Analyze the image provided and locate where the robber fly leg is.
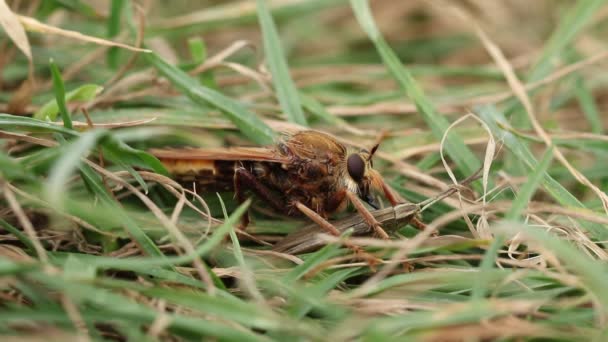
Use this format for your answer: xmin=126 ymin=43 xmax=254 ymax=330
xmin=293 ymin=201 xmax=379 ymax=266
xmin=345 ymin=191 xmax=390 ymax=240
xmin=234 ymin=167 xmax=285 ymax=210
xmin=380 ymin=180 xmax=404 ymax=206
xmin=234 ymin=167 xmax=288 ymax=230
xmin=378 ymin=178 xmax=428 ymax=233
xmin=293 ymin=201 xmax=341 ymax=236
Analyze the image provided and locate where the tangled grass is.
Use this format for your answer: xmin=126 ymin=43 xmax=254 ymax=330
xmin=1 ymin=1 xmax=608 ymax=341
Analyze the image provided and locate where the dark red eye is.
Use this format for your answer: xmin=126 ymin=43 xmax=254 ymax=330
xmin=347 ymin=154 xmax=365 ymax=182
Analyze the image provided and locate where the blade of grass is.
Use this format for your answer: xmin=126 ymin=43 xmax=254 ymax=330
xmin=283 ymin=243 xmax=344 ymax=284
xmin=0 ymin=218 xmax=36 ymax=253
xmin=574 ymin=77 xmax=603 ymax=134
xmin=365 ymin=297 xmax=558 ymax=338
xmin=509 ymin=0 xmax=605 ymax=129
xmin=506 ymin=146 xmax=555 ymax=220
xmin=78 ymin=162 xmax=166 ymax=260
xmin=477 ymin=104 xmax=608 ymax=240
xmin=0 ymin=113 xmax=78 ymax=136
xmin=34 ymin=84 xmax=102 ymax=121
xmin=188 ymin=37 xmax=207 ymax=63
xmin=141 ymin=287 xmax=281 ymax=330
xmin=187 ymin=37 xmax=216 ymax=87
xmin=527 ymin=0 xmax=605 ymax=82
xmin=0 ymin=0 xmax=32 ymax=65
xmin=351 ymin=268 xmax=515 ymax=298
xmin=107 ymin=0 xmax=125 ymax=69
xmin=49 ymin=59 xmax=72 ymax=129
xmin=217 ymin=194 xmax=264 ymax=301
xmin=350 ymin=0 xmax=481 ymax=181
xmin=495 ymin=221 xmax=608 ymax=310
xmin=300 ymin=93 xmax=357 ymax=131
xmin=0 ymin=257 xmax=37 ymax=276
xmin=257 ymin=0 xmax=307 ymax=126
xmin=287 ymin=268 xmax=359 ymax=319
xmin=49 ymin=200 xmax=250 ymax=270
xmin=0 ymin=151 xmax=34 ymax=181
xmin=24 ymin=274 xmax=268 ymax=341
xmin=45 ymin=129 xmax=107 ymax=205
xmin=145 ymin=52 xmax=275 ymax=145
xmin=471 ymin=146 xmax=554 ymax=300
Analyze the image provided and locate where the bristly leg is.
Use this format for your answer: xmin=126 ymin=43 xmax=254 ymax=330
xmin=233 ymin=167 xmax=286 ymax=230
xmin=411 ymin=216 xmax=429 ymax=232
xmin=377 ymin=176 xmax=428 ymax=233
xmin=294 ymin=201 xmax=380 ymax=266
xmin=380 ymin=180 xmax=403 ymax=207
xmin=345 ymin=191 xmax=390 ymax=239
xmin=293 ymin=201 xmax=341 ymax=236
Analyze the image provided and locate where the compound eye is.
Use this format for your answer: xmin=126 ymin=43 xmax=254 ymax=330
xmin=347 ymin=154 xmax=365 ymax=182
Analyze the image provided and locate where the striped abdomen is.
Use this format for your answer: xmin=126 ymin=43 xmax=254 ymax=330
xmin=158 ymin=158 xmax=247 ymax=192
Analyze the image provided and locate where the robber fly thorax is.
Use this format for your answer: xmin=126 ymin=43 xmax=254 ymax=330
xmin=151 ymin=130 xmax=402 ymax=237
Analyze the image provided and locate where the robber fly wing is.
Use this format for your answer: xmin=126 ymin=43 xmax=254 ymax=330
xmin=149 ymin=147 xmax=288 ymax=163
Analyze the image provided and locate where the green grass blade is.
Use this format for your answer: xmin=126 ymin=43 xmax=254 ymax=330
xmin=350 ymin=0 xmax=481 ymax=179
xmin=78 ymin=163 xmax=166 ymax=260
xmin=496 ymin=221 xmax=608 ymax=310
xmin=0 ymin=218 xmax=36 ymax=253
xmin=107 ymin=0 xmax=125 ymax=69
xmin=287 ymin=268 xmax=359 ymax=319
xmin=0 ymin=257 xmax=37 ymax=276
xmin=257 ymin=0 xmax=308 ymax=126
xmin=0 ymin=114 xmax=78 ymax=136
xmin=283 ymin=244 xmax=344 ymax=284
xmin=49 ymin=59 xmax=72 ymax=129
xmin=527 ymin=0 xmax=605 ymax=82
xmin=142 ymin=287 xmax=281 ymax=330
xmin=33 ymin=84 xmax=103 ymax=121
xmin=27 ymin=273 xmax=267 ymax=341
xmin=477 ymin=104 xmax=607 ymax=240
xmin=0 ymin=150 xmax=33 ymax=181
xmin=188 ymin=37 xmax=207 ymax=64
xmin=472 ymin=146 xmax=554 ymax=300
xmin=506 ymin=146 xmax=555 ymax=220
xmin=46 ymin=129 xmax=108 ymax=205
xmin=102 ymin=137 xmax=167 ymax=173
xmin=575 ymin=77 xmax=603 ymax=134
xmin=50 ymin=200 xmax=250 ymax=270
xmin=300 ymin=93 xmax=354 ymax=130
xmin=145 ymin=52 xmax=276 ymax=145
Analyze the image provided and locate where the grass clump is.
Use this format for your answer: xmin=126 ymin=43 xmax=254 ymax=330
xmin=1 ymin=1 xmax=608 ymax=341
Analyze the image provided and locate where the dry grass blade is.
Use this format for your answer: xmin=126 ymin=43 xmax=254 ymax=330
xmin=83 ymin=159 xmax=217 ymax=294
xmin=473 ymin=22 xmax=608 ymax=215
xmin=18 ymin=15 xmax=151 ymax=53
xmin=0 ymin=0 xmax=32 ymax=64
xmin=190 ymin=40 xmax=254 ymax=74
xmin=59 ymin=295 xmax=90 ymax=342
xmin=151 ymin=0 xmax=310 ymax=29
xmin=326 ymin=48 xmax=608 ymax=118
xmin=419 ymin=316 xmax=558 ymax=342
xmin=2 ymin=182 xmax=48 ymax=263
xmin=68 ymin=118 xmax=158 ymax=129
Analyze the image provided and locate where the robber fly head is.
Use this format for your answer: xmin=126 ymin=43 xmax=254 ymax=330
xmin=344 ymin=143 xmax=382 ymax=209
